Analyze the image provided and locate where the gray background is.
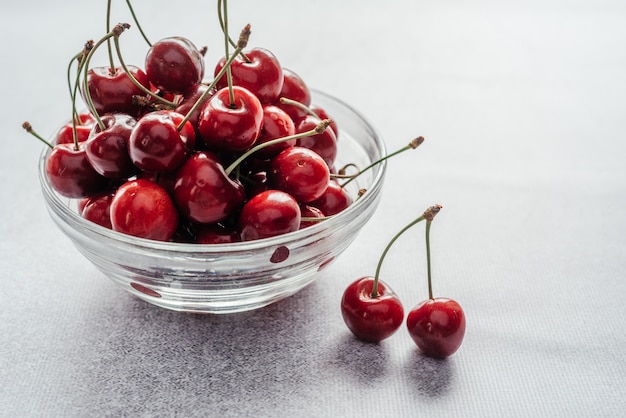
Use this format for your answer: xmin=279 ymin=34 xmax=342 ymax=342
xmin=2 ymin=0 xmax=625 ymax=416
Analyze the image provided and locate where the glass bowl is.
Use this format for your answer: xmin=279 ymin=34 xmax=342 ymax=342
xmin=38 ymin=90 xmax=387 ymax=314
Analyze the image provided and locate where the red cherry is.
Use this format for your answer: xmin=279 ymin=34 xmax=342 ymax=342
xmin=195 ymin=223 xmax=241 ymax=244
xmin=198 ymin=86 xmax=263 ymax=152
xmin=274 ymin=68 xmax=311 ymax=121
xmin=310 ymin=104 xmax=338 ymax=139
xmin=269 ymin=146 xmax=330 ymax=203
xmin=295 ymin=114 xmax=337 ymax=167
xmin=144 ymin=37 xmax=205 ymax=95
xmin=309 ymin=180 xmax=353 ymax=216
xmin=239 ymin=190 xmax=301 ymax=241
xmin=341 ymin=277 xmax=405 ymax=343
xmin=214 ymin=47 xmax=283 ymax=103
xmin=299 ymin=204 xmax=324 ymax=229
xmin=109 ymin=179 xmax=178 ymax=241
xmin=84 ymin=113 xmax=137 ymax=180
xmin=54 ymin=114 xmax=94 ymax=145
xmin=406 ymin=298 xmax=466 ymax=359
xmin=80 ymin=191 xmax=114 ymax=229
xmin=83 ymin=65 xmax=150 ymax=116
xmin=175 ymin=84 xmax=216 ymax=137
xmin=254 ymin=104 xmax=296 ymax=158
xmin=45 ymin=143 xmax=108 ymax=198
xmin=128 ymin=110 xmax=196 ymax=173
xmin=173 ymin=151 xmax=245 ymax=224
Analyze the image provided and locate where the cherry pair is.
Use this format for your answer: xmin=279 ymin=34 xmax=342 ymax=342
xmin=340 ymin=205 xmax=466 ymax=359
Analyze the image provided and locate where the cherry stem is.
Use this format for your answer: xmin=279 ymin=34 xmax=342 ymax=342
xmin=22 ymin=122 xmax=53 ymax=149
xmin=425 ymin=220 xmax=434 ymax=299
xmin=125 ymin=0 xmax=151 ymax=46
xmin=105 ymin=0 xmax=116 ymax=72
xmin=279 ymin=97 xmax=320 ymax=118
xmin=370 ymin=204 xmax=442 ymax=298
xmin=217 ymin=0 xmax=250 ymax=62
xmin=224 ymin=119 xmax=331 ymax=176
xmin=82 ymin=24 xmax=131 ymax=131
xmin=66 ymin=39 xmax=93 ymax=145
xmin=219 ymin=0 xmax=236 ymax=107
xmin=176 ymin=24 xmax=251 ymax=132
xmin=341 ymin=136 xmax=424 ymax=188
xmin=112 ymin=35 xmax=178 ymax=111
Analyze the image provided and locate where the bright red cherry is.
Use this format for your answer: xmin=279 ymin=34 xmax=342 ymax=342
xmin=144 ymin=37 xmax=205 ymax=95
xmin=84 ymin=113 xmax=137 ymax=180
xmin=173 ymin=151 xmax=245 ymax=224
xmin=295 ymin=114 xmax=337 ymax=167
xmin=274 ymin=68 xmax=311 ymax=122
xmin=269 ymin=146 xmax=330 ymax=203
xmin=407 ymin=298 xmax=466 ymax=359
xmin=109 ymin=179 xmax=179 ymax=241
xmin=197 ymin=86 xmax=263 ymax=152
xmin=309 ymin=180 xmax=353 ymax=216
xmin=128 ymin=110 xmax=196 ymax=173
xmin=254 ymin=104 xmax=296 ymax=158
xmin=239 ymin=190 xmax=301 ymax=241
xmin=341 ymin=277 xmax=405 ymax=343
xmin=405 ymin=205 xmax=465 ymax=358
xmin=80 ymin=191 xmax=114 ymax=229
xmin=46 ymin=143 xmax=108 ymax=198
xmin=83 ymin=65 xmax=150 ymax=116
xmin=214 ymin=47 xmax=283 ymax=103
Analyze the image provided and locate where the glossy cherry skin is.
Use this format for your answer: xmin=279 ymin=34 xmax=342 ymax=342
xmin=85 ymin=113 xmax=137 ymax=179
xmin=214 ymin=47 xmax=283 ymax=103
xmin=309 ymin=180 xmax=353 ymax=216
xmin=299 ymin=204 xmax=324 ymax=229
xmin=341 ymin=276 xmax=405 ymax=343
xmin=173 ymin=151 xmax=245 ymax=224
xmin=406 ymin=298 xmax=466 ymax=359
xmin=83 ymin=65 xmax=150 ymax=116
xmin=46 ymin=143 xmax=108 ymax=198
xmin=270 ymin=146 xmax=330 ymax=203
xmin=274 ymin=68 xmax=311 ymax=122
xmin=109 ymin=179 xmax=179 ymax=241
xmin=80 ymin=191 xmax=114 ymax=229
xmin=295 ymin=114 xmax=338 ymax=167
xmin=145 ymin=37 xmax=205 ymax=95
xmin=128 ymin=110 xmax=195 ymax=173
xmin=254 ymin=104 xmax=296 ymax=159
xmin=54 ymin=113 xmax=95 ymax=145
xmin=238 ymin=190 xmax=301 ymax=241
xmin=198 ymin=86 xmax=263 ymax=152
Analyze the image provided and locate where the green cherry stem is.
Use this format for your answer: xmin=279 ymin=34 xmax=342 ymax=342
xmin=176 ymin=24 xmax=251 ymax=132
xmin=423 ymin=205 xmax=443 ymax=299
xmin=220 ymin=0 xmax=236 ymax=107
xmin=341 ymin=136 xmax=424 ymax=188
xmin=112 ymin=32 xmax=177 ymax=108
xmin=370 ymin=204 xmax=442 ymax=298
xmin=217 ymin=0 xmax=250 ymax=62
xmin=125 ymin=0 xmax=151 ymax=46
xmin=224 ymin=119 xmax=331 ymax=176
xmin=105 ymin=0 xmax=115 ymax=72
xmin=22 ymin=122 xmax=54 ymax=149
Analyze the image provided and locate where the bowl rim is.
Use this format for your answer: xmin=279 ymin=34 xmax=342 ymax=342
xmin=38 ymin=89 xmax=387 ymax=253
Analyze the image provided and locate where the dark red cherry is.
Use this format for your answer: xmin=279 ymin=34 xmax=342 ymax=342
xmin=85 ymin=113 xmax=137 ymax=179
xmin=295 ymin=114 xmax=337 ymax=167
xmin=299 ymin=204 xmax=324 ymax=229
xmin=109 ymin=179 xmax=179 ymax=241
xmin=309 ymin=180 xmax=353 ymax=216
xmin=341 ymin=276 xmax=405 ymax=343
xmin=80 ymin=191 xmax=114 ymax=229
xmin=269 ymin=146 xmax=330 ymax=203
xmin=128 ymin=110 xmax=196 ymax=173
xmin=145 ymin=37 xmax=205 ymax=95
xmin=275 ymin=68 xmax=311 ymax=121
xmin=175 ymin=84 xmax=216 ymax=137
xmin=173 ymin=151 xmax=245 ymax=224
xmin=238 ymin=190 xmax=301 ymax=241
xmin=83 ymin=65 xmax=150 ymax=116
xmin=406 ymin=298 xmax=466 ymax=359
xmin=214 ymin=47 xmax=283 ymax=103
xmin=54 ymin=113 xmax=95 ymax=145
xmin=254 ymin=104 xmax=296 ymax=159
xmin=195 ymin=223 xmax=241 ymax=244
xmin=45 ymin=143 xmax=108 ymax=198
xmin=197 ymin=86 xmax=263 ymax=152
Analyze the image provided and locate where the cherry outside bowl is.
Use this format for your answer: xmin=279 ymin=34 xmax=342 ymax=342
xmin=38 ymin=90 xmax=387 ymax=314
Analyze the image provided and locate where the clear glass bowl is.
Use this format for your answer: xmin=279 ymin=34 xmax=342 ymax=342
xmin=39 ymin=90 xmax=387 ymax=314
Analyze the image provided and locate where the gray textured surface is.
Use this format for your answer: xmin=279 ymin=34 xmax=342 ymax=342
xmin=2 ymin=1 xmax=626 ymax=416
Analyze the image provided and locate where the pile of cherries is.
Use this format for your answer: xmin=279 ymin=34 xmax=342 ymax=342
xmin=25 ymin=8 xmax=352 ymax=244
